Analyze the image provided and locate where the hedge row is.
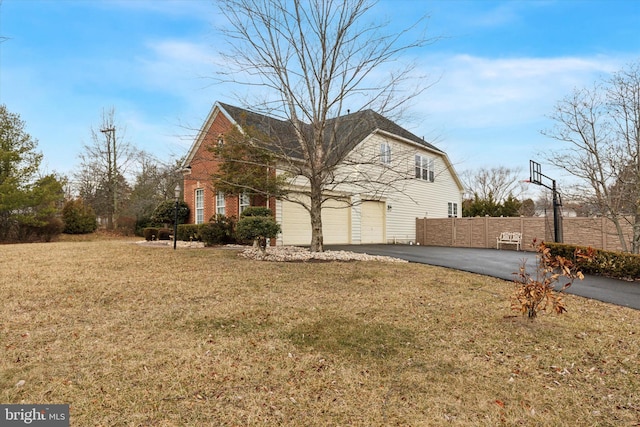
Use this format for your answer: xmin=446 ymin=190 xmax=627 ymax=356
xmin=546 ymin=242 xmax=640 ymax=281
xmin=0 ymin=217 xmax=64 ymax=243
xmin=172 ymin=209 xmax=278 ymax=247
xmin=177 ymin=224 xmax=206 ymax=242
xmin=143 ymin=228 xmax=173 ymax=241
xmin=173 ymin=215 xmax=237 ymax=246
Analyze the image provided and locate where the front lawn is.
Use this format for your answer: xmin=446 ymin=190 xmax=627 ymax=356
xmin=1 ymin=240 xmax=638 ymax=425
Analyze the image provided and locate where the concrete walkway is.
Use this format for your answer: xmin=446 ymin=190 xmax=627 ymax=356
xmin=326 ymin=245 xmax=640 ymax=311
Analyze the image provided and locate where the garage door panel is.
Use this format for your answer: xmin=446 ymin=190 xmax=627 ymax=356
xmin=281 ymin=198 xmax=350 ymax=245
xmin=361 ymin=201 xmax=385 ymax=244
xmin=281 ymin=201 xmax=310 ymax=246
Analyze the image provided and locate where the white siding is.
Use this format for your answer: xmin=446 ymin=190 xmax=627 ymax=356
xmin=386 ymin=155 xmax=462 ymax=243
xmin=275 ymin=131 xmax=462 ymax=245
xmin=337 ymin=133 xmax=463 ymax=244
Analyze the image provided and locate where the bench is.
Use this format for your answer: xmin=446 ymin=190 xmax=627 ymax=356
xmin=496 ymin=232 xmax=522 ymax=251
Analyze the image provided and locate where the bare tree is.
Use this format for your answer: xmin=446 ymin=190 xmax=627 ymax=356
xmin=542 ymin=62 xmax=640 ymax=252
xmin=127 ymin=153 xmax=184 ymax=223
xmin=74 ymin=108 xmax=135 ymax=230
xmin=216 ymin=0 xmax=436 ymax=252
xmin=461 ymin=166 xmax=526 ymax=202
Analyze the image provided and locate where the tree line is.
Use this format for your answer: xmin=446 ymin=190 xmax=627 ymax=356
xmin=0 ymin=105 xmax=184 ymax=243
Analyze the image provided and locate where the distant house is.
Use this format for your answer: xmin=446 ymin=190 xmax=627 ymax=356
xmin=181 ymin=102 xmax=464 ymax=245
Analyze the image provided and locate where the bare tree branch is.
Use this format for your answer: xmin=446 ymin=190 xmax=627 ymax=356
xmin=215 ymin=0 xmax=437 ymax=251
xmin=542 ymin=61 xmax=640 ymax=252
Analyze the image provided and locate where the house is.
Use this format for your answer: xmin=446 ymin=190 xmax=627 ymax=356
xmin=181 ymin=102 xmax=464 ymax=245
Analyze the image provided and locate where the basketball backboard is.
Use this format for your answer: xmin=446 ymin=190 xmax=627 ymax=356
xmin=530 ymin=160 xmax=542 ymax=185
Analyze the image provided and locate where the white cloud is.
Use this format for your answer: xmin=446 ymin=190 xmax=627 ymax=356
xmin=417 ymin=54 xmax=625 ymax=128
xmin=404 ymin=53 xmax=635 ymax=174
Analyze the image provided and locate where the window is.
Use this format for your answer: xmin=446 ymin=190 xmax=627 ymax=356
xmin=380 ymin=142 xmax=391 ymax=165
xmin=239 ymin=192 xmax=250 ymax=214
xmin=217 ymin=134 xmax=224 ymax=148
xmin=448 ymin=202 xmax=458 ymax=218
xmin=216 ymin=191 xmax=226 ymax=216
xmin=195 ymin=189 xmax=204 ymax=224
xmin=415 ymin=155 xmax=435 ymax=182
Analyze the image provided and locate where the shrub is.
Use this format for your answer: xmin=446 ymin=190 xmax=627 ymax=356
xmin=151 ymin=200 xmax=189 ymax=226
xmin=143 ymin=228 xmax=159 ymax=241
xmin=158 ymin=228 xmax=172 ymax=240
xmin=236 ymin=216 xmax=281 ymax=252
xmin=62 ymin=199 xmax=98 ymax=234
xmin=546 ymin=242 xmax=640 ymax=280
xmin=12 ymin=216 xmax=64 ymax=243
xmin=40 ymin=217 xmax=65 ymax=242
xmin=135 ymin=216 xmax=154 ymax=237
xmin=116 ymin=216 xmax=136 ymax=236
xmin=201 ymin=215 xmax=236 ymax=246
xmin=177 ymin=224 xmax=205 ymax=242
xmin=512 ymin=240 xmax=594 ymax=319
xmin=240 ymin=206 xmax=274 ymax=218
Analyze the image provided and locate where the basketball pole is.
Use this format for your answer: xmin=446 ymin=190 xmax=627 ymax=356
xmin=528 ymin=160 xmax=563 ymax=243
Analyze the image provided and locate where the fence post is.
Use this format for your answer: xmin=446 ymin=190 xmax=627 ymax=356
xmin=484 ymin=216 xmax=489 ymax=248
xmin=423 ymin=218 xmax=428 ymax=245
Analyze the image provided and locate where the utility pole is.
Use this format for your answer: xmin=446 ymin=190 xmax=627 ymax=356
xmin=101 ymin=127 xmax=117 ymax=230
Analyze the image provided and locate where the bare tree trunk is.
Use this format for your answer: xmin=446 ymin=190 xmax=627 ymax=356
xmin=633 ymin=222 xmax=640 ymax=254
xmin=309 ymin=185 xmax=324 ymax=253
xmin=610 ymin=216 xmax=629 ymax=253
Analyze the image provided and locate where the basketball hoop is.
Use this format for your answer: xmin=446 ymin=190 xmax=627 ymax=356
xmin=528 ymin=160 xmax=563 ymax=243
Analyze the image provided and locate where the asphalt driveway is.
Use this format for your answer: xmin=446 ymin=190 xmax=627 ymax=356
xmin=326 ymin=245 xmax=640 ymax=310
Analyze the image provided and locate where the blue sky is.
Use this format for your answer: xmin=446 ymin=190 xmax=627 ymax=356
xmin=1 ymin=0 xmax=639 ymax=190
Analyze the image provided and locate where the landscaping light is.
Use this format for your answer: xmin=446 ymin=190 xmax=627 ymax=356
xmin=173 ymin=184 xmax=180 ymax=250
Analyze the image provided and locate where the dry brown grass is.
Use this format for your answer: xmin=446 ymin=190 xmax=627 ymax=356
xmin=0 ymin=240 xmax=638 ymax=426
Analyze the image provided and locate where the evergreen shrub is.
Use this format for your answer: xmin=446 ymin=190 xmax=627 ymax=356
xmin=143 ymin=228 xmax=159 ymax=241
xmin=201 ymin=215 xmax=236 ymax=246
xmin=177 ymin=224 xmax=205 ymax=242
xmin=546 ymin=242 xmax=640 ymax=280
xmin=158 ymin=228 xmax=172 ymax=240
xmin=236 ymin=206 xmax=280 ymax=250
xmin=62 ymin=199 xmax=98 ymax=234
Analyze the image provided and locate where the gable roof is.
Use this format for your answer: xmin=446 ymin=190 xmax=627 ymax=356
xmin=330 ymin=109 xmax=442 ymax=153
xmin=185 ymin=101 xmax=446 ymax=168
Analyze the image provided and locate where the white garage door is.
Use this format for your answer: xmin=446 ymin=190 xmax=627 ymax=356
xmin=281 ymin=198 xmax=350 ymax=245
xmin=361 ymin=201 xmax=385 ymax=244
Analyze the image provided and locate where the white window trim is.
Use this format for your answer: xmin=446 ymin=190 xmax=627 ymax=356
xmin=448 ymin=202 xmax=458 ymax=218
xmin=216 ymin=191 xmax=226 ymax=216
xmin=415 ymin=154 xmax=435 ymax=182
xmin=239 ymin=192 xmax=250 ymax=214
xmin=380 ymin=142 xmax=391 ymax=165
xmin=195 ymin=189 xmax=204 ymax=224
